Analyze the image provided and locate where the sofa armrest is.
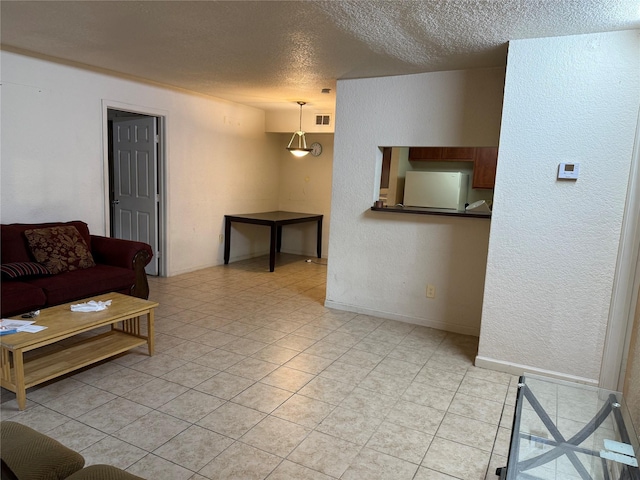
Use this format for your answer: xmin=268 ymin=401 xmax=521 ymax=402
xmin=1 ymin=421 xmax=85 ymax=480
xmin=66 ymin=465 xmax=147 ymax=480
xmin=90 ymin=235 xmax=153 ymax=299
xmin=90 ymin=236 xmax=152 ymax=269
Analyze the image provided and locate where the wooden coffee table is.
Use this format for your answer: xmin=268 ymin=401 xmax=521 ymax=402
xmin=0 ymin=292 xmax=158 ymax=410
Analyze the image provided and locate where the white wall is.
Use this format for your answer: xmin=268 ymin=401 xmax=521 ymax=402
xmin=1 ymin=51 xmax=281 ymax=276
xmin=476 ymin=30 xmax=640 ymax=384
xmin=277 ymin=133 xmax=333 ymax=258
xmin=230 ymin=132 xmax=334 ymax=261
xmin=326 ymin=67 xmax=505 ymax=336
xmin=266 ymin=109 xmax=335 ymax=134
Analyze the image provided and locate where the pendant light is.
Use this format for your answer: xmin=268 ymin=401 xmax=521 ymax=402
xmin=286 ymin=101 xmax=312 ymax=157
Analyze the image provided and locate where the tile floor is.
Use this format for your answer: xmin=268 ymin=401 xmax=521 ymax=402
xmin=1 ymin=254 xmax=520 ymax=480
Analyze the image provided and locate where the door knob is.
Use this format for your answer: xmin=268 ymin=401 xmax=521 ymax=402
xmin=111 ymin=199 xmax=120 ymax=205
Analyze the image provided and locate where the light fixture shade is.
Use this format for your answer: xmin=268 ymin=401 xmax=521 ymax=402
xmin=287 ymin=102 xmax=312 ymax=157
xmin=287 ymin=130 xmax=312 ymax=157
xmin=290 ymin=149 xmax=310 ymax=158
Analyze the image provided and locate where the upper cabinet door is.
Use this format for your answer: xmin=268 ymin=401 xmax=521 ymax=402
xmin=407 ymin=145 xmax=499 ymax=189
xmin=472 ymin=147 xmax=499 ymax=189
xmin=408 ymin=147 xmax=443 ymax=160
xmin=442 ymin=147 xmax=475 ymax=160
xmin=409 ymin=146 xmax=476 ymax=161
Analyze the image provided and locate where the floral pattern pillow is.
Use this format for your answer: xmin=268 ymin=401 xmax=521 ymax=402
xmin=24 ymin=226 xmax=96 ymax=275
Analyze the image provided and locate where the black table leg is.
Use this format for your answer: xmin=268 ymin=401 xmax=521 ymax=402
xmin=316 ymin=218 xmax=322 ymax=258
xmin=269 ymin=225 xmax=277 ymax=272
xmin=276 ymin=225 xmax=283 ymax=253
xmin=224 ymin=217 xmax=231 ymax=264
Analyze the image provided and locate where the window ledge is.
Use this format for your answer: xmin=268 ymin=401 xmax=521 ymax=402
xmin=370 ymin=205 xmax=491 ymax=219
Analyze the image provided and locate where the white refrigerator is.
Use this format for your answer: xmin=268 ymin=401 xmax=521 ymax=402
xmin=403 ymin=171 xmax=469 ymax=210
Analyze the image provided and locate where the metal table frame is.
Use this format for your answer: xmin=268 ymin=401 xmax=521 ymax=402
xmin=498 ymin=375 xmax=639 ymax=480
xmin=224 ymin=211 xmax=323 ymax=272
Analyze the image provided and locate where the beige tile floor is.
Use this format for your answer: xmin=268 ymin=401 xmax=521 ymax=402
xmin=1 ymin=254 xmax=520 ymax=480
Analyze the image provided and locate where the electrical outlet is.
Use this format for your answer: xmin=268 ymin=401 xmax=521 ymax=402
xmin=219 ymin=234 xmax=224 ymax=244
xmin=426 ymin=284 xmax=436 ymax=298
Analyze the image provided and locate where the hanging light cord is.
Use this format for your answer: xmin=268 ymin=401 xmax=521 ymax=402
xmin=297 ymin=102 xmax=304 ymax=131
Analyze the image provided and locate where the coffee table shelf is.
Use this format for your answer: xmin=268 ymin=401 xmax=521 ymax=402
xmin=19 ymin=331 xmax=148 ymax=388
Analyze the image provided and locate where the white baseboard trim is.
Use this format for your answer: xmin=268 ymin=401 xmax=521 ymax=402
xmin=168 ymin=251 xmax=323 ymax=276
xmin=324 ymin=299 xmax=480 ymax=337
xmin=166 ymin=263 xmax=217 ymax=277
xmin=474 ymin=355 xmax=599 ymax=386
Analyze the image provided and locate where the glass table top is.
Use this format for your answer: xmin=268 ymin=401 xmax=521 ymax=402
xmin=504 ymin=374 xmax=639 ymax=480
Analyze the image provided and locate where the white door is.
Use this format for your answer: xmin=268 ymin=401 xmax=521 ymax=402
xmin=112 ymin=116 xmax=159 ymax=275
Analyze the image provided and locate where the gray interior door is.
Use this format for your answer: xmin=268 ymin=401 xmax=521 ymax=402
xmin=112 ymin=116 xmax=159 ymax=275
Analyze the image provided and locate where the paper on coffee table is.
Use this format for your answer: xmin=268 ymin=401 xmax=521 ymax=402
xmin=0 ymin=319 xmax=35 ymax=329
xmin=0 ymin=319 xmax=46 ymax=334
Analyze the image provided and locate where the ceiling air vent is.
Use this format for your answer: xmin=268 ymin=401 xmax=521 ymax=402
xmin=315 ymin=114 xmax=331 ymax=126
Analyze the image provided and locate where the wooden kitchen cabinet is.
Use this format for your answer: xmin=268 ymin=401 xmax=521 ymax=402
xmin=442 ymin=147 xmax=475 ymax=160
xmin=407 ymin=145 xmax=498 ymax=188
xmin=380 ymin=147 xmax=392 ymax=189
xmin=409 ymin=146 xmax=476 ymax=161
xmin=408 ymin=147 xmax=444 ymax=160
xmin=472 ymin=147 xmax=498 ymax=189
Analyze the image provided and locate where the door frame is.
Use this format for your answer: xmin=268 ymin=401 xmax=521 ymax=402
xmin=101 ymin=100 xmax=168 ymax=277
xmin=600 ymin=107 xmax=640 ymax=391
xmin=621 ymin=256 xmax=640 ymax=395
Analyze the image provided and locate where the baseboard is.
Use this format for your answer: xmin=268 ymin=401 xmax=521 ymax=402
xmin=323 ymin=299 xmax=480 ymax=337
xmin=474 ymin=355 xmax=600 ymax=387
xmin=168 ymin=251 xmax=323 ymax=277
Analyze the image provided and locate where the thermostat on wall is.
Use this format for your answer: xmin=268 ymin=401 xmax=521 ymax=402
xmin=558 ymin=162 xmax=580 ymax=180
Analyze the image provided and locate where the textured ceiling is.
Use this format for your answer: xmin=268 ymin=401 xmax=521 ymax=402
xmin=2 ymin=1 xmax=639 ymax=113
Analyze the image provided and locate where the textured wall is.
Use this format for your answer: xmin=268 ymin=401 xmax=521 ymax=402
xmin=476 ymin=31 xmax=640 ymax=383
xmin=326 ymin=67 xmax=505 ymax=335
xmin=278 ymin=133 xmax=333 ymax=258
xmin=1 ymin=51 xmax=280 ymax=276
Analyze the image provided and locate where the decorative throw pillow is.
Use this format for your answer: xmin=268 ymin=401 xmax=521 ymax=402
xmin=24 ymin=226 xmax=96 ymax=275
xmin=0 ymin=262 xmax=51 ymax=279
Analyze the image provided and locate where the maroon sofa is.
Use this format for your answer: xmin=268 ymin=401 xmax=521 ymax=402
xmin=1 ymin=221 xmax=153 ymax=318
